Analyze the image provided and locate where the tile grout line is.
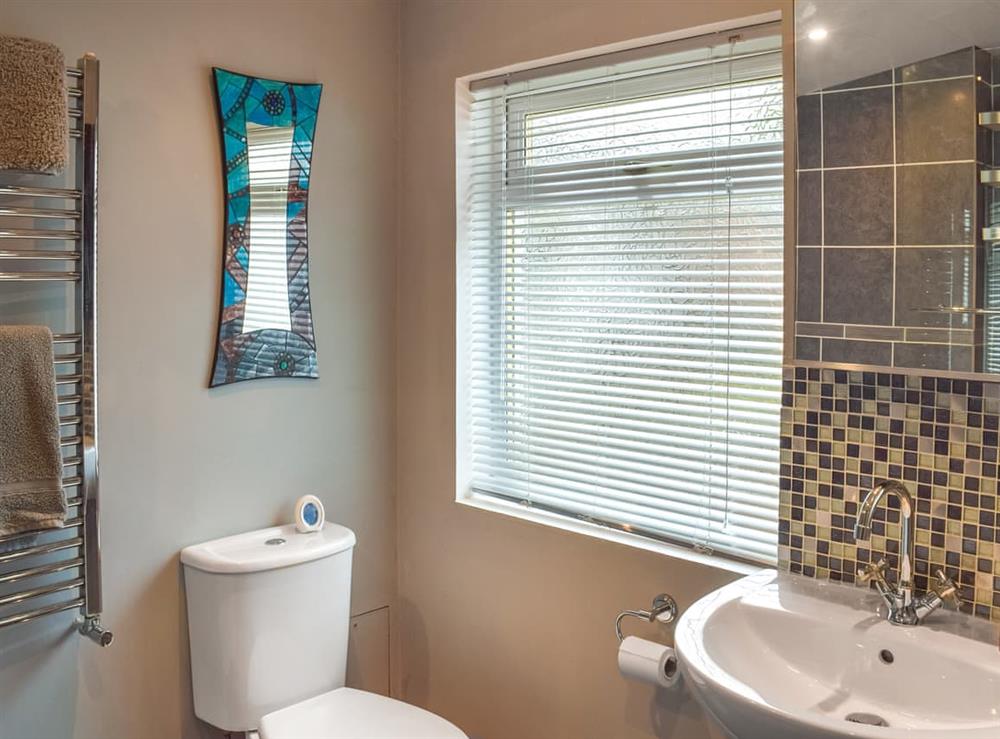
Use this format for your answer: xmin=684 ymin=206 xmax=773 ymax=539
xmin=798 ymin=160 xmax=977 ymax=172
xmin=810 ymin=71 xmax=983 ymax=96
xmin=819 ymin=89 xmax=825 ymax=361
xmin=892 ymin=64 xmax=898 ymax=368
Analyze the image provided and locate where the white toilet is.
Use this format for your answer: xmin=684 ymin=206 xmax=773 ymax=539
xmin=181 ymin=522 xmax=467 ymax=739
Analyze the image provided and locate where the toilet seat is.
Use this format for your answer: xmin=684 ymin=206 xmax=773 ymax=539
xmin=258 ymin=687 xmax=468 ymax=739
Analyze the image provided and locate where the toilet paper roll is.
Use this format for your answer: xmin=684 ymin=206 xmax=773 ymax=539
xmin=617 ymin=635 xmax=680 ymax=689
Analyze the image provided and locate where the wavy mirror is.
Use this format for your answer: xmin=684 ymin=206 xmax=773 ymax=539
xmin=209 ymin=68 xmax=321 ymax=386
xmin=794 ymin=0 xmax=1000 ymax=374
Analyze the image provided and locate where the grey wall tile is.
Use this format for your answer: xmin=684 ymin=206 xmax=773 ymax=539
xmin=895 ymin=46 xmax=974 ymax=83
xmin=821 ymin=337 xmax=892 ymax=365
xmin=894 ymin=342 xmax=973 ymax=371
xmin=796 ymin=321 xmax=844 ymax=337
xmin=823 ymin=247 xmax=893 ymax=324
xmin=797 ymin=94 xmax=821 ymax=169
xmin=897 ymin=163 xmax=976 ymax=245
xmin=844 ymin=325 xmax=905 ymax=340
xmin=976 ymin=48 xmax=993 ymax=84
xmin=798 ymin=171 xmax=822 ymax=245
xmin=796 ymin=247 xmax=821 ymax=322
xmin=824 ymin=87 xmax=893 ymax=166
xmin=796 ymin=336 xmax=820 ymax=361
xmin=895 ymin=78 xmax=975 ymax=163
xmin=824 ymin=70 xmax=892 ymax=91
xmin=977 ymin=80 xmax=992 ymax=163
xmin=905 ymin=327 xmax=975 ymax=343
xmin=894 ymin=247 xmax=973 ymax=328
xmin=824 ymin=167 xmax=894 ymax=245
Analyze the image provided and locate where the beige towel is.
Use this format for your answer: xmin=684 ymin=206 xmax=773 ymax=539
xmin=0 ymin=326 xmax=66 ymax=535
xmin=0 ymin=36 xmax=68 ymax=174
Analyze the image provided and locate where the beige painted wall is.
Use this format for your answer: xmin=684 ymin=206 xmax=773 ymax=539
xmin=0 ymin=1 xmax=399 ymax=737
xmin=397 ymin=2 xmax=793 ymax=738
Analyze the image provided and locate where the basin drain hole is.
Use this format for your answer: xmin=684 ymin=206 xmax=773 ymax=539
xmin=845 ymin=712 xmax=889 ymax=727
xmin=878 ymin=649 xmax=894 ymax=665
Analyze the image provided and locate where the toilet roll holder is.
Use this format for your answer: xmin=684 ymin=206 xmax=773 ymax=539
xmin=615 ymin=593 xmax=678 ymax=642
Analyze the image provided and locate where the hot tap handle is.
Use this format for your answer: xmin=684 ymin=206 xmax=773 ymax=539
xmin=933 ymin=569 xmax=963 ymax=607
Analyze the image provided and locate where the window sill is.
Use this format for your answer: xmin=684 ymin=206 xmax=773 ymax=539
xmin=457 ymin=492 xmax=766 ymax=578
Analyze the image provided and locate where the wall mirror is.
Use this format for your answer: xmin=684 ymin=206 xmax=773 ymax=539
xmin=209 ymin=68 xmax=322 ymax=387
xmin=793 ymin=0 xmax=1000 ymax=374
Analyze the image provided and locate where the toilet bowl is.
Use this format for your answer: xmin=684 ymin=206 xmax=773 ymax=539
xmin=181 ymin=523 xmax=467 ymax=739
xmin=258 ymin=687 xmax=465 ymax=739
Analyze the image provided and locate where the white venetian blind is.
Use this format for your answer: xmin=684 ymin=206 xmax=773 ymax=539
xmin=457 ymin=23 xmax=784 ymax=564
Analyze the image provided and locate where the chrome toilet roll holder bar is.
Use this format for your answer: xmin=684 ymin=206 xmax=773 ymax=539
xmin=615 ymin=593 xmax=678 ymax=642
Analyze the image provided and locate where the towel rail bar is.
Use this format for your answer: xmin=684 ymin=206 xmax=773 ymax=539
xmin=0 ymin=579 xmax=84 ymax=610
xmin=0 ymin=272 xmax=80 ymax=281
xmin=0 ymin=599 xmax=85 ymax=630
xmin=0 ymin=54 xmax=107 ymax=643
xmin=0 ymin=519 xmax=83 ymax=548
xmin=0 ymin=228 xmax=81 ymax=240
xmin=0 ymin=207 xmax=80 ymax=219
xmin=0 ymin=525 xmax=81 ymax=550
xmin=0 ymin=250 xmax=81 ymax=260
xmin=0 ymin=530 xmax=80 ymax=552
xmin=0 ymin=185 xmax=81 ymax=199
xmin=0 ymin=557 xmax=83 ymax=586
xmin=0 ymin=538 xmax=83 ymax=566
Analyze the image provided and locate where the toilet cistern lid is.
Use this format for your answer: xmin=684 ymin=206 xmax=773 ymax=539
xmin=180 ymin=523 xmax=356 ymax=574
xmin=258 ymin=688 xmax=467 ymax=739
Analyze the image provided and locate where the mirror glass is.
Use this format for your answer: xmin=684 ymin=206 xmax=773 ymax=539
xmin=793 ymin=0 xmax=1000 ymax=373
xmin=209 ymin=68 xmax=321 ymax=386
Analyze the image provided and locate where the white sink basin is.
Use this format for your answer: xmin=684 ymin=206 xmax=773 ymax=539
xmin=675 ymin=569 xmax=1000 ymax=738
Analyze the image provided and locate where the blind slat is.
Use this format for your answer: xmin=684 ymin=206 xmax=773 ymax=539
xmin=458 ymin=24 xmax=783 ymax=565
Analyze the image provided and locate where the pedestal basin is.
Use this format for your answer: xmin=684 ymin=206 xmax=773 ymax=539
xmin=675 ymin=569 xmax=1000 ymax=738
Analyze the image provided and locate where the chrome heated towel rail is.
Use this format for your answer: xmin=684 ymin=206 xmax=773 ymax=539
xmin=0 ymin=54 xmax=111 ymax=645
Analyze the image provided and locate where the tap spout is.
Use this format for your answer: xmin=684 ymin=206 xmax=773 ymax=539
xmin=854 ymin=479 xmax=914 ymax=539
xmin=854 ymin=480 xmax=916 ymax=615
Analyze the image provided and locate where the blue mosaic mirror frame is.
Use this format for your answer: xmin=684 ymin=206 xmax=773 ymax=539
xmin=209 ymin=68 xmax=322 ymax=387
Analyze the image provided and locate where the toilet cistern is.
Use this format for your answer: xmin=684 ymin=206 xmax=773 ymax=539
xmin=181 ymin=522 xmax=467 ymax=739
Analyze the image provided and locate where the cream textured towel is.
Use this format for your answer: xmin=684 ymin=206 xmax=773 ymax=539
xmin=0 ymin=36 xmax=68 ymax=174
xmin=0 ymin=326 xmax=66 ymax=535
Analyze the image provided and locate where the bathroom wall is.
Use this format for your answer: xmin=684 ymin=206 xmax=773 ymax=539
xmin=794 ymin=47 xmax=992 ymax=372
xmin=396 ymin=2 xmax=793 ymax=738
xmin=0 ymin=2 xmax=399 ymax=738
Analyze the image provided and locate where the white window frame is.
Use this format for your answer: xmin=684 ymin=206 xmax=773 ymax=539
xmin=456 ymin=12 xmax=786 ymax=572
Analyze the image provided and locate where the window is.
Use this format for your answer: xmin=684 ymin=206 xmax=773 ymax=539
xmin=456 ymin=22 xmax=784 ymax=565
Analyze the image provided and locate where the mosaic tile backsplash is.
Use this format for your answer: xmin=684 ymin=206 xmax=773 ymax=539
xmin=779 ymin=366 xmax=1000 ymax=622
